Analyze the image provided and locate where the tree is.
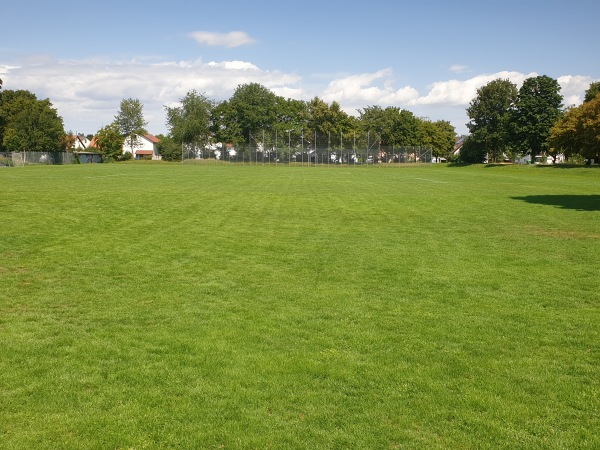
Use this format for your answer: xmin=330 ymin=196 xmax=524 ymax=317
xmin=305 ymin=97 xmax=352 ymax=150
xmin=549 ymin=94 xmax=600 ymax=163
xmin=578 ymin=95 xmax=600 ymax=163
xmin=273 ymin=97 xmax=308 ymax=138
xmin=359 ymin=106 xmax=421 ymax=147
xmin=95 ymin=122 xmax=125 ymax=160
xmin=458 ymin=135 xmax=487 ymax=163
xmin=583 ymin=81 xmax=600 ymax=103
xmin=0 ymin=89 xmax=66 ymax=152
xmin=466 ymin=78 xmax=517 ymax=162
xmin=512 ymin=75 xmax=563 ymax=162
xmin=156 ymin=135 xmax=182 ymax=162
xmin=225 ymin=83 xmax=279 ymax=144
xmin=165 ymin=90 xmax=214 ymax=156
xmin=114 ymin=98 xmax=147 ymax=159
xmin=419 ymin=120 xmax=456 ymax=160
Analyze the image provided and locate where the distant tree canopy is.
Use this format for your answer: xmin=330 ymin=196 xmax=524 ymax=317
xmin=94 ymin=122 xmax=125 ymax=160
xmin=549 ymin=93 xmax=600 ymax=163
xmin=466 ymin=78 xmax=518 ymax=163
xmin=171 ymin=84 xmax=457 ymax=159
xmin=212 ymin=83 xmax=279 ymax=145
xmin=512 ymin=75 xmax=563 ymax=161
xmin=156 ymin=135 xmax=182 ymax=162
xmin=115 ymin=98 xmax=147 ymax=156
xmin=0 ymin=88 xmax=67 ymax=152
xmin=6 ymin=74 xmax=598 ymax=165
xmin=583 ymin=81 xmax=600 ymax=103
xmin=458 ymin=75 xmax=599 ymax=164
xmin=165 ymin=90 xmax=214 ymax=149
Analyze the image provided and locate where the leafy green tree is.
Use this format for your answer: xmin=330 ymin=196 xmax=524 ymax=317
xmin=0 ymin=89 xmax=66 ymax=152
xmin=359 ymin=106 xmax=421 ymax=147
xmin=578 ymin=96 xmax=600 ymax=163
xmin=359 ymin=105 xmax=392 ymax=144
xmin=114 ymin=98 xmax=147 ymax=158
xmin=305 ymin=97 xmax=353 ymax=149
xmin=94 ymin=122 xmax=125 ymax=160
xmin=272 ymin=97 xmax=307 ymax=145
xmin=156 ymin=135 xmax=182 ymax=162
xmin=224 ymin=83 xmax=279 ymax=144
xmin=211 ymin=100 xmax=241 ymax=145
xmin=549 ymin=95 xmax=600 ymax=163
xmin=583 ymin=81 xmax=600 ymax=103
xmin=165 ymin=90 xmax=214 ymax=153
xmin=458 ymin=135 xmax=487 ymax=163
xmin=512 ymin=75 xmax=563 ymax=162
xmin=419 ymin=120 xmax=456 ymax=159
xmin=466 ymin=78 xmax=517 ymax=163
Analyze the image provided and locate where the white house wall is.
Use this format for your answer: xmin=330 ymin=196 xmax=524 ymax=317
xmin=122 ymin=135 xmax=161 ymax=160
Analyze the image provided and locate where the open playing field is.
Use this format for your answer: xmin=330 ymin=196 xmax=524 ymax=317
xmin=1 ymin=162 xmax=598 ymax=448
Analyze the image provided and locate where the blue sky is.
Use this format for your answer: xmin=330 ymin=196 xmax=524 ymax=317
xmin=1 ymin=0 xmax=598 ymax=136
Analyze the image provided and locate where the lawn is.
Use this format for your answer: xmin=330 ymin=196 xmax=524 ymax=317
xmin=1 ymin=162 xmax=598 ymax=449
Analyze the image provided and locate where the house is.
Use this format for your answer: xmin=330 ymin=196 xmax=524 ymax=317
xmin=71 ymin=134 xmax=91 ymax=150
xmin=452 ymin=135 xmax=466 ymax=158
xmin=122 ymin=134 xmax=161 ymax=160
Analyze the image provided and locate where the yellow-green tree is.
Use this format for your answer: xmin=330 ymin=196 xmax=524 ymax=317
xmin=549 ymin=93 xmax=600 ymax=163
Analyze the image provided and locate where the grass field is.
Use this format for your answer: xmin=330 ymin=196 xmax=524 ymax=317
xmin=1 ymin=162 xmax=599 ymax=449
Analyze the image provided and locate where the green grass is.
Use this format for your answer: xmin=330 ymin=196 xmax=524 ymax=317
xmin=1 ymin=163 xmax=599 ymax=449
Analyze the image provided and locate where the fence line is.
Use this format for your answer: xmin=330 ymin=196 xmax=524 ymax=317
xmin=0 ymin=152 xmax=103 ymax=166
xmin=181 ymin=129 xmax=433 ymax=164
xmin=183 ymin=144 xmax=433 ymax=165
xmin=0 ymin=143 xmax=432 ymax=167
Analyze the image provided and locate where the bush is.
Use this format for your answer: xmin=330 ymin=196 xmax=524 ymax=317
xmin=157 ymin=137 xmax=182 ymax=162
xmin=458 ymin=136 xmax=487 ymax=164
xmin=0 ymin=154 xmax=14 ymax=167
xmin=117 ymin=152 xmax=132 ymax=161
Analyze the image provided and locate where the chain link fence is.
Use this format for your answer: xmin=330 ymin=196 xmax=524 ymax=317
xmin=182 ymin=130 xmax=433 ymax=165
xmin=0 ymin=152 xmax=104 ymax=166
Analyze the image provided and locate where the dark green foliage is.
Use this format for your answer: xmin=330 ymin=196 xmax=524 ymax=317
xmin=359 ymin=106 xmax=421 ymax=147
xmin=0 ymin=89 xmax=66 ymax=152
xmin=214 ymin=83 xmax=279 ymax=144
xmin=94 ymin=122 xmax=124 ymax=161
xmin=466 ymin=79 xmax=517 ymax=162
xmin=420 ymin=120 xmax=457 ymax=159
xmin=458 ymin=135 xmax=487 ymax=163
xmin=165 ymin=90 xmax=214 ymax=148
xmin=512 ymin=75 xmax=563 ymax=160
xmin=118 ymin=151 xmax=132 ymax=161
xmin=583 ymin=81 xmax=600 ymax=103
xmin=156 ymin=135 xmax=182 ymax=161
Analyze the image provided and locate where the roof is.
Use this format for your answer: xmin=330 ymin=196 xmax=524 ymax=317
xmin=144 ymin=134 xmax=160 ymax=144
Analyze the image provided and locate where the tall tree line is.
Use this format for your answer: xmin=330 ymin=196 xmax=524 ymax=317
xmin=160 ymin=83 xmax=457 ymax=161
xmin=462 ymin=75 xmax=600 ymax=164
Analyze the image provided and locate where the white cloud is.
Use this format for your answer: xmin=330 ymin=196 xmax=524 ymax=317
xmin=322 ymin=69 xmax=419 ymax=113
xmin=416 ymin=71 xmax=537 ymax=106
xmin=189 ymin=31 xmax=256 ymax=48
xmin=207 ymin=61 xmax=259 ymax=70
xmin=557 ymin=75 xmax=597 ymax=107
xmin=1 ymin=59 xmax=594 ymax=138
xmin=450 ymin=64 xmax=469 ymax=74
xmin=0 ymin=58 xmax=301 ymax=134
